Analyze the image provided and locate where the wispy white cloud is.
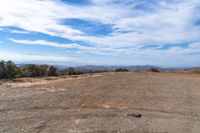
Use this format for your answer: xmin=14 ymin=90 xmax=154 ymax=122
xmin=9 ymin=38 xmax=94 ymax=50
xmin=10 ymin=30 xmax=29 ymax=34
xmin=9 ymin=38 xmax=128 ymax=55
xmin=9 ymin=38 xmax=200 ymax=58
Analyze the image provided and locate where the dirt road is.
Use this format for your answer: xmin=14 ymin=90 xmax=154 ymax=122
xmin=1 ymin=72 xmax=200 ymax=133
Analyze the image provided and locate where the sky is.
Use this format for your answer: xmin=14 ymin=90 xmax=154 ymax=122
xmin=0 ymin=0 xmax=200 ymax=67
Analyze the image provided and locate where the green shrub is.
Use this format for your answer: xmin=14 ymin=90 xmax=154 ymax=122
xmin=0 ymin=60 xmax=17 ymax=79
xmin=5 ymin=61 xmax=17 ymax=78
xmin=0 ymin=60 xmax=6 ymax=78
xmin=61 ymin=67 xmax=84 ymax=76
xmin=149 ymin=68 xmax=160 ymax=72
xmin=48 ymin=66 xmax=57 ymax=76
xmin=115 ymin=68 xmax=129 ymax=72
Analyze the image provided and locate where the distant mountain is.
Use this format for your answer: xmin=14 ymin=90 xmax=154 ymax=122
xmin=17 ymin=63 xmax=198 ymax=72
xmin=75 ymin=65 xmax=200 ymax=72
xmin=75 ymin=65 xmax=162 ymax=72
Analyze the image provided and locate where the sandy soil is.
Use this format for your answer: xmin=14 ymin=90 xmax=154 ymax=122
xmin=0 ymin=72 xmax=200 ymax=133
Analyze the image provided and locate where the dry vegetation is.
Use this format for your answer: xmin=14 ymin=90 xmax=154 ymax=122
xmin=0 ymin=72 xmax=200 ymax=133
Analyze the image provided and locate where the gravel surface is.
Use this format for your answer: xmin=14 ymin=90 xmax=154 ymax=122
xmin=0 ymin=72 xmax=200 ymax=133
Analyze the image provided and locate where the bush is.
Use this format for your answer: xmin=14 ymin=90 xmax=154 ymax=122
xmin=48 ymin=66 xmax=57 ymax=76
xmin=19 ymin=64 xmax=49 ymax=77
xmin=0 ymin=60 xmax=6 ymax=78
xmin=14 ymin=64 xmax=58 ymax=78
xmin=61 ymin=67 xmax=84 ymax=76
xmin=149 ymin=68 xmax=160 ymax=72
xmin=5 ymin=61 xmax=17 ymax=78
xmin=0 ymin=60 xmax=17 ymax=79
xmin=25 ymin=65 xmax=41 ymax=77
xmin=115 ymin=68 xmax=129 ymax=72
xmin=38 ymin=65 xmax=49 ymax=76
xmin=191 ymin=68 xmax=200 ymax=73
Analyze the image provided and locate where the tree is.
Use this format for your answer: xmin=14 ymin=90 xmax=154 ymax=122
xmin=48 ymin=66 xmax=57 ymax=76
xmin=38 ymin=65 xmax=49 ymax=76
xmin=0 ymin=60 xmax=6 ymax=78
xmin=5 ymin=61 xmax=17 ymax=78
xmin=0 ymin=60 xmax=17 ymax=79
xmin=25 ymin=64 xmax=41 ymax=77
xmin=66 ymin=67 xmax=76 ymax=75
xmin=15 ymin=67 xmax=23 ymax=78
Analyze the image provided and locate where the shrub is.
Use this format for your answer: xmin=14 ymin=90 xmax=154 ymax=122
xmin=115 ymin=68 xmax=129 ymax=72
xmin=15 ymin=64 xmax=58 ymax=78
xmin=48 ymin=66 xmax=57 ymax=76
xmin=5 ymin=61 xmax=17 ymax=78
xmin=38 ymin=65 xmax=49 ymax=76
xmin=61 ymin=67 xmax=84 ymax=76
xmin=19 ymin=64 xmax=48 ymax=77
xmin=0 ymin=60 xmax=17 ymax=79
xmin=149 ymin=68 xmax=160 ymax=72
xmin=26 ymin=64 xmax=41 ymax=77
xmin=191 ymin=68 xmax=200 ymax=73
xmin=0 ymin=60 xmax=6 ymax=78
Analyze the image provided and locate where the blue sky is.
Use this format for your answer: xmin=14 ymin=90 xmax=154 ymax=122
xmin=0 ymin=0 xmax=200 ymax=67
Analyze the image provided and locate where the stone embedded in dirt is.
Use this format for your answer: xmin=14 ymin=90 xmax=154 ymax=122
xmin=127 ymin=113 xmax=142 ymax=118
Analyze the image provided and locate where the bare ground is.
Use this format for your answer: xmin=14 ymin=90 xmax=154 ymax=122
xmin=1 ymin=72 xmax=200 ymax=133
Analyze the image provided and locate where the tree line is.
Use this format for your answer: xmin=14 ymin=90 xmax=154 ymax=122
xmin=4 ymin=61 xmax=166 ymax=80
xmin=0 ymin=60 xmax=161 ymax=79
xmin=0 ymin=60 xmax=112 ymax=79
xmin=0 ymin=60 xmax=88 ymax=79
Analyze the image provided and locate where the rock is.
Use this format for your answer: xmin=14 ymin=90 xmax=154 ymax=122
xmin=127 ymin=113 xmax=142 ymax=118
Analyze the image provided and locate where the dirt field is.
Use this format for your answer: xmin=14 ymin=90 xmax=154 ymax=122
xmin=1 ymin=72 xmax=200 ymax=133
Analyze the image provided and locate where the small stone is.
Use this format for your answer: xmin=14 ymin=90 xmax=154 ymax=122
xmin=127 ymin=113 xmax=142 ymax=118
